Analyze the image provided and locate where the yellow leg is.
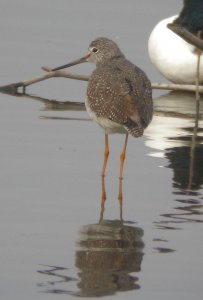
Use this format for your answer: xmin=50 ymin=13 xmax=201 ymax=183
xmin=119 ymin=134 xmax=128 ymax=180
xmin=101 ymin=134 xmax=109 ymax=177
xmin=118 ymin=134 xmax=128 ymax=211
xmin=118 ymin=177 xmax=123 ymax=221
xmin=99 ymin=134 xmax=109 ymax=223
xmin=99 ymin=175 xmax=106 ymax=223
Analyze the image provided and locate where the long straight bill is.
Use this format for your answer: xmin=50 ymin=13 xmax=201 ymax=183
xmin=52 ymin=54 xmax=90 ymax=71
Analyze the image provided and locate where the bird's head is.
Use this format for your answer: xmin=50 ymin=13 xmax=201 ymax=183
xmin=51 ymin=37 xmax=124 ymax=71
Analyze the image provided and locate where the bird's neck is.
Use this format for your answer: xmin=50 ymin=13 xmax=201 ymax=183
xmin=96 ymin=55 xmax=125 ymax=67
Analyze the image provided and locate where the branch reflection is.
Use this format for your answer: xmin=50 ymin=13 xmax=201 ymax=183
xmin=146 ymin=91 xmax=203 ymax=228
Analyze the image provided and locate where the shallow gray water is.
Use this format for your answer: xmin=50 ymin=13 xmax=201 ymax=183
xmin=0 ymin=1 xmax=203 ymax=300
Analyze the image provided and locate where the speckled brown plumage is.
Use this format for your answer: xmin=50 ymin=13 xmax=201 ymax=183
xmin=86 ymin=38 xmax=153 ymax=137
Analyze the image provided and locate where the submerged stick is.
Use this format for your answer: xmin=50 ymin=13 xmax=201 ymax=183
xmin=151 ymin=82 xmax=203 ymax=93
xmin=0 ymin=66 xmax=203 ymax=94
xmin=0 ymin=67 xmax=89 ymax=93
xmin=195 ymin=31 xmax=202 ymax=102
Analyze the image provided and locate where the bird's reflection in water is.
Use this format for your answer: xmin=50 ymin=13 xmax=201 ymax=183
xmin=37 ymin=219 xmax=144 ymax=297
xmin=38 ymin=169 xmax=144 ymax=297
xmin=75 ymin=219 xmax=144 ymax=297
xmin=75 ymin=162 xmax=144 ymax=297
xmin=146 ymin=91 xmax=203 ymax=228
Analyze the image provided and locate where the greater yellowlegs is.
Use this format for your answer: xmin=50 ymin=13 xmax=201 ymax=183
xmin=52 ymin=37 xmax=153 ymax=204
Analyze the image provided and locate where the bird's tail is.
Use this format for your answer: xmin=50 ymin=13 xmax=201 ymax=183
xmin=124 ymin=119 xmax=144 ymax=137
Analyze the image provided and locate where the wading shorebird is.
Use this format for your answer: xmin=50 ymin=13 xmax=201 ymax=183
xmin=52 ymin=37 xmax=153 ymax=206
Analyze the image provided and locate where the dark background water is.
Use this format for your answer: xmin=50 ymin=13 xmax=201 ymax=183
xmin=0 ymin=1 xmax=203 ymax=299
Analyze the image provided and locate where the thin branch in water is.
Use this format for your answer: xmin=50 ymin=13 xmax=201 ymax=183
xmin=1 ymin=66 xmax=203 ymax=94
xmin=151 ymin=82 xmax=203 ymax=94
xmin=195 ymin=31 xmax=202 ymax=102
xmin=0 ymin=67 xmax=89 ymax=94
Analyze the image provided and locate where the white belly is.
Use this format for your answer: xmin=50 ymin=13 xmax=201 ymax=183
xmin=85 ymin=98 xmax=127 ymax=134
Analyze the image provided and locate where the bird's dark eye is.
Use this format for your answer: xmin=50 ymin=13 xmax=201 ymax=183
xmin=92 ymin=47 xmax=98 ymax=53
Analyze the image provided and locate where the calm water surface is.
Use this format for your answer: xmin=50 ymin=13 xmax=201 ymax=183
xmin=0 ymin=1 xmax=203 ymax=300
